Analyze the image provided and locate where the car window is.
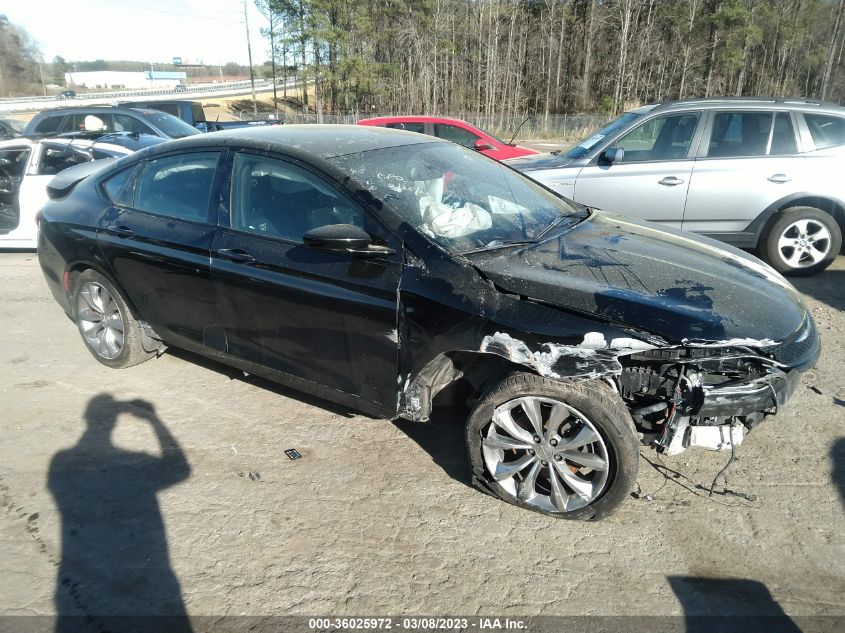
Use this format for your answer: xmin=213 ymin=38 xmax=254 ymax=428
xmin=37 ymin=143 xmax=91 ymax=175
xmin=230 ymin=152 xmax=363 ymax=242
xmin=113 ymin=114 xmax=152 ymax=134
xmin=433 ymin=123 xmax=479 ymax=148
xmin=804 ymin=113 xmax=845 ymax=150
xmin=34 ymin=115 xmax=65 ymax=135
xmin=385 ymin=122 xmax=425 ymax=134
xmin=707 ymin=112 xmax=778 ymax=158
xmin=769 ymin=112 xmax=798 ymax=155
xmin=0 ymin=148 xmax=31 ymax=232
xmin=101 ymin=167 xmax=135 ymax=204
xmin=615 ymin=113 xmax=699 ymax=161
xmin=132 ymin=152 xmax=220 ymax=223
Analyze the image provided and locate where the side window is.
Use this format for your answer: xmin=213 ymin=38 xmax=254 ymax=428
xmin=113 ymin=114 xmax=152 ymax=134
xmin=770 ymin=112 xmax=797 ymax=155
xmin=615 ymin=113 xmax=700 ymax=161
xmin=386 ymin=122 xmax=425 ymax=134
xmin=37 ymin=144 xmax=91 ymax=175
xmin=34 ymin=116 xmax=64 ymax=135
xmin=433 ymin=124 xmax=479 ymax=148
xmin=230 ymin=152 xmax=363 ymax=242
xmin=804 ymin=114 xmax=845 ymax=150
xmin=707 ymin=112 xmax=773 ymax=158
xmin=101 ymin=167 xmax=135 ymax=204
xmin=132 ymin=152 xmax=220 ymax=223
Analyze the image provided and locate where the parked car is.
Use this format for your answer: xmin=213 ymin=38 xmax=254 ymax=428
xmin=37 ymin=125 xmax=819 ymax=520
xmin=508 ymin=98 xmax=845 ymax=275
xmin=24 ymin=105 xmax=202 ymax=140
xmin=358 ymin=115 xmax=537 ymax=160
xmin=122 ymin=99 xmax=281 ymax=133
xmin=174 ymin=84 xmax=187 ymax=93
xmin=57 ymin=90 xmax=76 ymax=100
xmin=0 ymin=133 xmax=165 ymax=249
xmin=0 ymin=118 xmax=25 ymax=140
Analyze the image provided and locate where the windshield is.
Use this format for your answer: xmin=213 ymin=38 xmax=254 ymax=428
xmin=562 ymin=112 xmax=643 ymax=159
xmin=329 ymin=142 xmax=580 ymax=254
xmin=136 ymin=110 xmax=200 ymax=138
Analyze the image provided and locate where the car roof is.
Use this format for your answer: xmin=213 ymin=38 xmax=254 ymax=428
xmin=638 ymin=97 xmax=845 ymax=115
xmin=359 ymin=115 xmax=477 ymax=126
xmin=153 ymin=124 xmax=441 ymax=159
xmin=29 ymin=105 xmax=167 ymax=118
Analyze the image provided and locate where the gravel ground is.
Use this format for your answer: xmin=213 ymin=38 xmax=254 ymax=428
xmin=0 ymin=251 xmax=842 ymax=628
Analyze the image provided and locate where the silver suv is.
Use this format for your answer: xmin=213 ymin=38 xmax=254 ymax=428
xmin=508 ymin=98 xmax=845 ymax=275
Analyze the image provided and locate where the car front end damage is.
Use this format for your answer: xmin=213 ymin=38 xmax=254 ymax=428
xmin=464 ymin=312 xmax=819 ymax=457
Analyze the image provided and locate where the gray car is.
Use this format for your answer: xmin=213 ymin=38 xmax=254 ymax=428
xmin=508 ymin=98 xmax=845 ymax=275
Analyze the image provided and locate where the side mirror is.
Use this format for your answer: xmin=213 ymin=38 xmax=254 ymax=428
xmin=600 ymin=147 xmax=624 ymax=164
xmin=303 ymin=224 xmax=394 ymax=257
xmin=474 ymin=139 xmax=494 ymax=151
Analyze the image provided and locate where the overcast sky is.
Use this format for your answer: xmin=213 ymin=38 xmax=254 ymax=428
xmin=5 ymin=0 xmax=269 ymax=66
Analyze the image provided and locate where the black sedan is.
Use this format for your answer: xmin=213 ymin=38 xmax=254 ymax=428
xmin=37 ymin=125 xmax=819 ymax=520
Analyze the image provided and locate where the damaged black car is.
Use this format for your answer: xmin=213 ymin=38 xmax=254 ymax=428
xmin=37 ymin=125 xmax=820 ymax=520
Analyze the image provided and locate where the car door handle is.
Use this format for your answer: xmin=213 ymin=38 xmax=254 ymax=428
xmin=658 ymin=176 xmax=685 ymax=186
xmin=768 ymin=173 xmax=791 ymax=184
xmin=216 ymin=248 xmax=256 ymax=264
xmin=104 ymin=225 xmax=134 ymax=237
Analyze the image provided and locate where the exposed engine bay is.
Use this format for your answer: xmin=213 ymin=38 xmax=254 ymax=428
xmin=616 ymin=348 xmax=797 ymax=456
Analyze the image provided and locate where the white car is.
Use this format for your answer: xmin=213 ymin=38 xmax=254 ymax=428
xmin=0 ymin=134 xmax=164 ymax=249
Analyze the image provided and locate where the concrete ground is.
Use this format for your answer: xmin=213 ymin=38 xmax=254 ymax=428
xmin=0 ymin=251 xmax=843 ymax=626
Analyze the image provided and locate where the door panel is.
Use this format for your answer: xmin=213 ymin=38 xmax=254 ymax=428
xmin=96 ymin=151 xmax=223 ymax=351
xmin=683 ymin=111 xmax=806 ymax=234
xmin=573 ymin=112 xmax=702 ymax=227
xmin=210 ymin=152 xmax=401 ymax=408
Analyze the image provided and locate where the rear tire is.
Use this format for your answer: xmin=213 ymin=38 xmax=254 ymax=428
xmin=465 ymin=374 xmax=639 ymax=520
xmin=761 ymin=207 xmax=841 ymax=276
xmin=73 ymin=269 xmax=154 ymax=369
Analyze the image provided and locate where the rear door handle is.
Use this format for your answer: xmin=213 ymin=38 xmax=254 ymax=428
xmin=216 ymin=248 xmax=256 ymax=264
xmin=768 ymin=173 xmax=791 ymax=184
xmin=658 ymin=176 xmax=685 ymax=186
xmin=105 ymin=225 xmax=134 ymax=237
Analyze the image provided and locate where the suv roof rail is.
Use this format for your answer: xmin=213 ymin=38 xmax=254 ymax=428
xmin=654 ymin=96 xmax=839 ymax=109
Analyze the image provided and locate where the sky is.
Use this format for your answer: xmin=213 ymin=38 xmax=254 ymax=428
xmin=4 ymin=0 xmax=270 ymax=67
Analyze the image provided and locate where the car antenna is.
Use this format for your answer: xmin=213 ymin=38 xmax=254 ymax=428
xmin=507 ymin=116 xmax=532 ymax=147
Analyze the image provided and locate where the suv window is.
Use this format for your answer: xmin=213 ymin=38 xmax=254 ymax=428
xmin=706 ymin=111 xmax=795 ymax=158
xmin=132 ymin=152 xmax=220 ymax=223
xmin=113 ymin=114 xmax=153 ymax=134
xmin=230 ymin=152 xmax=363 ymax=242
xmin=386 ymin=122 xmax=425 ymax=134
xmin=34 ymin=115 xmax=64 ymax=135
xmin=804 ymin=114 xmax=845 ymax=150
xmin=615 ymin=113 xmax=700 ymax=161
xmin=433 ymin=124 xmax=479 ymax=148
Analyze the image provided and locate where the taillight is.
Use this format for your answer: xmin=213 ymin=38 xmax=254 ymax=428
xmin=35 ymin=210 xmax=42 ymax=226
xmin=63 ymin=271 xmax=70 ymax=292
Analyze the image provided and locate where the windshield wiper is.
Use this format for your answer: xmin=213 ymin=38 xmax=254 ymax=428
xmin=461 ymin=239 xmax=537 ymax=255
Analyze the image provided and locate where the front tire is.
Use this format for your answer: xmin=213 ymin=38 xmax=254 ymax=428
xmin=465 ymin=374 xmax=639 ymax=520
xmin=761 ymin=207 xmax=841 ymax=276
xmin=73 ymin=270 xmax=154 ymax=369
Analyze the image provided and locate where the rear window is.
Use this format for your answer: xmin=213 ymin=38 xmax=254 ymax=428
xmin=101 ymin=167 xmax=135 ymax=203
xmin=804 ymin=114 xmax=845 ymax=150
xmin=131 ymin=152 xmax=220 ymax=222
xmin=386 ymin=122 xmax=425 ymax=134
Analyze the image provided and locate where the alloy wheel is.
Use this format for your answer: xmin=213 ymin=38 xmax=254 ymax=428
xmin=481 ymin=396 xmax=610 ymax=513
xmin=777 ymin=219 xmax=832 ymax=269
xmin=76 ymin=282 xmax=125 ymax=360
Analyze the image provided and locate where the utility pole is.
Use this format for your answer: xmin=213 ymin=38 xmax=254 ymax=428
xmin=244 ymin=0 xmax=258 ymax=116
xmin=38 ymin=61 xmax=46 ymax=96
xmin=269 ymin=10 xmax=278 ymax=116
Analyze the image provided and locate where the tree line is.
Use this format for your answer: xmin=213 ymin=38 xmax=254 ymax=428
xmin=258 ymin=0 xmax=845 ymax=118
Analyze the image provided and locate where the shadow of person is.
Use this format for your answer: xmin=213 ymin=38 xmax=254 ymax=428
xmin=668 ymin=576 xmax=801 ymax=633
xmin=832 ymin=437 xmax=845 ymax=511
xmin=48 ymin=394 xmax=192 ymax=633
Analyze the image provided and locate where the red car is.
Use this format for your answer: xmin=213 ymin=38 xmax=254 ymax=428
xmin=357 ymin=116 xmax=537 ymax=160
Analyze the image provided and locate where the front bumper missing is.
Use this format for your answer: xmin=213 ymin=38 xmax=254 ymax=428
xmin=696 ymin=367 xmax=803 ymax=418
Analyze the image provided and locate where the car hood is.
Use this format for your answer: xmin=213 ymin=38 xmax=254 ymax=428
xmin=469 ymin=211 xmax=807 ymax=345
xmin=504 ymin=152 xmax=580 ymax=170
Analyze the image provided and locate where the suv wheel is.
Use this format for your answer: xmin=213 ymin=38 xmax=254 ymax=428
xmin=762 ymin=206 xmax=841 ymax=276
xmin=73 ymin=270 xmax=155 ymax=369
xmin=466 ymin=374 xmax=638 ymax=520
